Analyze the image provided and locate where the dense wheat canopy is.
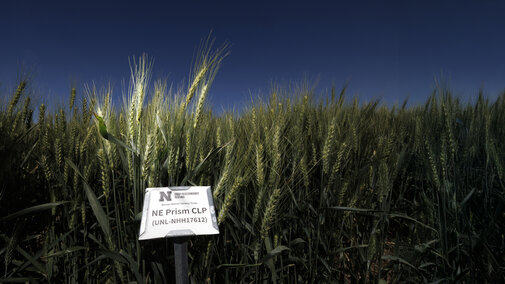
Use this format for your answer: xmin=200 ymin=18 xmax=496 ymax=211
xmin=1 ymin=43 xmax=505 ymax=282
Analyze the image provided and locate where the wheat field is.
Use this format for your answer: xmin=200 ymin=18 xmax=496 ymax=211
xmin=1 ymin=41 xmax=505 ymax=283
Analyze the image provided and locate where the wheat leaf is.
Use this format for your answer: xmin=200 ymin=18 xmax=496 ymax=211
xmin=65 ymin=158 xmax=112 ymax=242
xmin=1 ymin=201 xmax=69 ymax=222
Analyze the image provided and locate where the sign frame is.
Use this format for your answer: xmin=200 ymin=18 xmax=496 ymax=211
xmin=138 ymin=186 xmax=219 ymax=240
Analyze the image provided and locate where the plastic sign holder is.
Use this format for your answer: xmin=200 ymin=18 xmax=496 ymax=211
xmin=139 ymin=186 xmax=219 ymax=283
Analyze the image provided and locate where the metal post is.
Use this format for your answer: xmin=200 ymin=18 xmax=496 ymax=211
xmin=173 ymin=237 xmax=189 ymax=284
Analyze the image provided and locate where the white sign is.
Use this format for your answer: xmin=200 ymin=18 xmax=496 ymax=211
xmin=138 ymin=186 xmax=219 ymax=240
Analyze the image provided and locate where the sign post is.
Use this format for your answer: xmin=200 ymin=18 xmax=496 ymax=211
xmin=173 ymin=237 xmax=189 ymax=284
xmin=139 ymin=186 xmax=219 ymax=283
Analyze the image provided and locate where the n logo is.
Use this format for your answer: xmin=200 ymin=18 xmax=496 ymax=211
xmin=159 ymin=191 xmax=172 ymax=202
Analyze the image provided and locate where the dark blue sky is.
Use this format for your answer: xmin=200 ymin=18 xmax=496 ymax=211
xmin=1 ymin=0 xmax=505 ymax=111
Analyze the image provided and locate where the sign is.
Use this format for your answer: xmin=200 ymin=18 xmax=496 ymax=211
xmin=139 ymin=186 xmax=219 ymax=240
